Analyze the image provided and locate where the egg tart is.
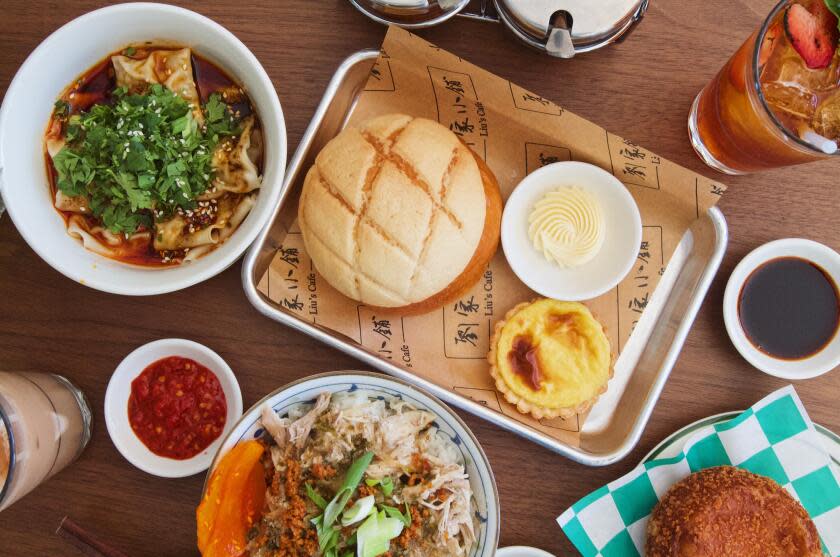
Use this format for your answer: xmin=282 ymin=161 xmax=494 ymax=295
xmin=488 ymin=299 xmax=612 ymax=419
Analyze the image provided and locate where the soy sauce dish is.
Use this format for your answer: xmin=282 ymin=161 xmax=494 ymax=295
xmin=724 ymin=238 xmax=840 ymax=379
xmin=0 ymin=3 xmax=286 ymax=295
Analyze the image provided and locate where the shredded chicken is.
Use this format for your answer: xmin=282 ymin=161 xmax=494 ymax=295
xmin=260 ymin=392 xmax=330 ymax=451
xmin=287 ymin=392 xmax=330 ymax=449
xmin=251 ymin=391 xmax=477 ymax=557
xmin=260 ymin=403 xmax=289 ymax=448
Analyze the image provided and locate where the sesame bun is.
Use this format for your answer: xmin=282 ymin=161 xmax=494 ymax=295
xmin=647 ymin=466 xmax=824 ymax=557
xmin=298 ymin=114 xmax=502 ymax=314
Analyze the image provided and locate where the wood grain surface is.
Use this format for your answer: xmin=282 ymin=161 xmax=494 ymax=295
xmin=1 ymin=1 xmax=838 ymax=555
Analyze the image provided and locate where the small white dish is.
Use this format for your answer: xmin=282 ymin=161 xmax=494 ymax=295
xmin=104 ymin=338 xmax=242 ymax=478
xmin=496 ymin=547 xmax=556 ymax=557
xmin=501 ymin=161 xmax=642 ymax=301
xmin=723 ymin=238 xmax=840 ymax=380
xmin=0 ymin=3 xmax=287 ymax=295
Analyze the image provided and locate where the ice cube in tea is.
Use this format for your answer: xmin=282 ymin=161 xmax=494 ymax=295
xmin=813 ymin=89 xmax=840 ymax=139
xmin=760 ymin=33 xmax=840 ymax=127
xmin=760 ymin=20 xmax=840 ymax=138
xmin=762 ymin=81 xmax=818 ymax=122
xmin=762 ymin=38 xmax=840 ymax=92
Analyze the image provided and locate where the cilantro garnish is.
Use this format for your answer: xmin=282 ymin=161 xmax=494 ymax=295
xmin=51 ymin=84 xmax=239 ymax=234
xmin=53 ymin=99 xmax=70 ymax=118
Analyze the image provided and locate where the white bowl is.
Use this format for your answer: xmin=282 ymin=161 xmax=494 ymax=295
xmin=501 ymin=161 xmax=642 ymax=301
xmin=0 ymin=3 xmax=286 ymax=295
xmin=723 ymin=238 xmax=840 ymax=380
xmin=204 ymin=371 xmax=500 ymax=557
xmin=104 ymin=338 xmax=243 ymax=477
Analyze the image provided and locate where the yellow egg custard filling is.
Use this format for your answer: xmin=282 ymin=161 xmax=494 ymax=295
xmin=488 ymin=299 xmax=612 ymax=419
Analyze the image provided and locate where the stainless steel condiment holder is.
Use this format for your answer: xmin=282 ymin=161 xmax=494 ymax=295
xmin=348 ymin=0 xmax=650 ymax=58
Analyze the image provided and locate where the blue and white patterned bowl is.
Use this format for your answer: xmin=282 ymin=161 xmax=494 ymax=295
xmin=204 ymin=371 xmax=500 ymax=557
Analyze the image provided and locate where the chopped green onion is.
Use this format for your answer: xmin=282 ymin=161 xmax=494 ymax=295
xmin=305 ymin=483 xmax=328 ymax=510
xmin=323 ymin=452 xmax=374 ymax=529
xmin=319 ymin=527 xmax=339 ymax=554
xmin=364 ymin=476 xmax=394 ymax=497
xmin=341 ymin=495 xmax=375 ymax=527
xmin=356 ymin=510 xmax=404 ymax=557
xmin=380 ymin=503 xmax=412 ymax=527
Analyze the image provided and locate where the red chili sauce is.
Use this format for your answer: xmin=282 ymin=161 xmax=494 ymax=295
xmin=128 ymin=356 xmax=227 ymax=460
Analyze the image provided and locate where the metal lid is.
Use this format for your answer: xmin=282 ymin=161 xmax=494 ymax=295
xmin=495 ymin=0 xmax=649 ymax=57
xmin=348 ymin=0 xmax=470 ymax=29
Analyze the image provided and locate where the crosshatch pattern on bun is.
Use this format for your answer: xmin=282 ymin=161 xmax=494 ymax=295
xmin=298 ymin=113 xmax=503 ymax=314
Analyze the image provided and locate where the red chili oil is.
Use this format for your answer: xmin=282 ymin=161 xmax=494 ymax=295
xmin=128 ymin=356 xmax=227 ymax=460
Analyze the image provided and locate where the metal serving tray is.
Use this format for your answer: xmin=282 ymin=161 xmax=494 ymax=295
xmin=242 ymin=49 xmax=729 ymax=466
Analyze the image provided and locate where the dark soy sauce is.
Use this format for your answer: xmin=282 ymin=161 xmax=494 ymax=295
xmin=738 ymin=257 xmax=839 ymax=360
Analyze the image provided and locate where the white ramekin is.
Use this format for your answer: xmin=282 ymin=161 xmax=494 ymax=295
xmin=502 ymin=161 xmax=642 ymax=301
xmin=723 ymin=238 xmax=840 ymax=380
xmin=105 ymin=338 xmax=243 ymax=478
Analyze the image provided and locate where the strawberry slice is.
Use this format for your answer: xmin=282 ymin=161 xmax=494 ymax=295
xmin=785 ymin=2 xmax=839 ymax=69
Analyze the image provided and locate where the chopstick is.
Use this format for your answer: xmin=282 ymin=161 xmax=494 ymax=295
xmin=56 ymin=517 xmax=131 ymax=557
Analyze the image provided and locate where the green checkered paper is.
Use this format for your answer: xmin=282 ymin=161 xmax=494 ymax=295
xmin=558 ymin=386 xmax=840 ymax=556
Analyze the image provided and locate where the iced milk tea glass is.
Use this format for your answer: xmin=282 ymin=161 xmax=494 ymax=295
xmin=689 ymin=0 xmax=840 ymax=174
xmin=0 ymin=372 xmax=92 ymax=512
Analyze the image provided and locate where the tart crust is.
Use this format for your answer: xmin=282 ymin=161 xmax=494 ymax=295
xmin=487 ymin=299 xmax=614 ymax=420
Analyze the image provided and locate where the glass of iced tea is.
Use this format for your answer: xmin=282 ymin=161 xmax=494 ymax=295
xmin=689 ymin=0 xmax=840 ymax=174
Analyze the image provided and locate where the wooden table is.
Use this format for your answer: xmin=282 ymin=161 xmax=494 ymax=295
xmin=1 ymin=1 xmax=838 ymax=555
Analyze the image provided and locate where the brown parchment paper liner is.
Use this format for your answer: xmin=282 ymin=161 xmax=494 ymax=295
xmin=258 ymin=27 xmax=726 ymax=446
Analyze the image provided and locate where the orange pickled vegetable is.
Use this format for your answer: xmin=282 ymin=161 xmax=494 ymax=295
xmin=196 ymin=440 xmax=266 ymax=556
